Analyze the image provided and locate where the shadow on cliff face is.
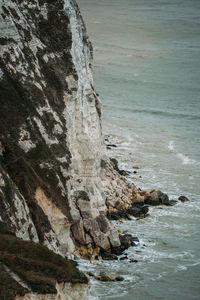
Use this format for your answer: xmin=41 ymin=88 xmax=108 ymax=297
xmin=0 ymin=0 xmax=144 ymax=264
xmin=0 ymin=0 xmax=75 ymax=245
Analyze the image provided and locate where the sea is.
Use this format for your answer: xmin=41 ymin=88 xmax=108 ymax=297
xmin=76 ymin=0 xmax=200 ymax=299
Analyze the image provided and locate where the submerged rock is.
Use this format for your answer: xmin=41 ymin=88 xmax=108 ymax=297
xmin=167 ymin=200 xmax=178 ymax=206
xmin=94 ymin=272 xmax=124 ymax=282
xmin=110 ymin=158 xmax=130 ymax=177
xmin=107 ymin=204 xmax=148 ymax=221
xmin=120 ymin=255 xmax=128 ymax=260
xmin=115 ymin=276 xmax=124 ymax=281
xmin=129 ymin=259 xmax=138 ymax=263
xmin=119 ymin=169 xmax=131 ymax=176
xmin=178 ymin=195 xmax=190 ymax=202
xmin=132 ymin=236 xmax=140 ymax=242
xmin=94 ymin=272 xmax=114 ymax=282
xmin=100 ymin=252 xmax=118 ymax=261
xmin=107 ymin=144 xmax=117 ymax=148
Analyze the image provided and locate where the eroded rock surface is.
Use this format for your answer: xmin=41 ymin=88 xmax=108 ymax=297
xmin=0 ymin=0 xmax=137 ymax=260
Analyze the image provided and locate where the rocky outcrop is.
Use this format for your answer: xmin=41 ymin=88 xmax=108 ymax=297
xmin=101 ymin=159 xmax=137 ymax=211
xmin=0 ymin=0 xmax=136 ymax=260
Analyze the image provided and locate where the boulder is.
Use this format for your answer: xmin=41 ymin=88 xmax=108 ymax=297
xmin=110 ymin=158 xmax=130 ymax=176
xmin=107 ymin=210 xmax=131 ymax=220
xmin=95 ymin=272 xmax=114 ymax=282
xmin=100 ymin=252 xmax=118 ymax=260
xmin=111 ymin=247 xmax=124 ymax=256
xmin=129 ymin=259 xmax=138 ymax=263
xmin=96 ymin=215 xmax=110 ymax=234
xmin=107 ymin=144 xmax=117 ymax=148
xmin=145 ymin=190 xmax=169 ymax=206
xmin=178 ymin=195 xmax=190 ymax=202
xmin=119 ymin=234 xmax=136 ymax=250
xmin=115 ymin=276 xmax=124 ymax=281
xmin=110 ymin=158 xmax=120 ymax=172
xmin=83 ymin=219 xmax=99 ymax=233
xmin=131 ymin=191 xmax=145 ymax=205
xmin=71 ymin=220 xmax=86 ymax=245
xmin=107 ymin=211 xmax=120 ymax=221
xmin=83 ymin=219 xmax=110 ymax=251
xmin=93 ymin=232 xmax=110 ymax=252
xmin=141 ymin=205 xmax=149 ymax=214
xmin=120 ymin=256 xmax=128 ymax=260
xmin=127 ymin=205 xmax=149 ymax=218
xmin=167 ymin=200 xmax=178 ymax=206
xmin=109 ymin=230 xmax=121 ymax=248
xmin=118 ymin=169 xmax=130 ymax=176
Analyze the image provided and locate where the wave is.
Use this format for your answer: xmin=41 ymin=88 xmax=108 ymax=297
xmin=168 ymin=140 xmax=175 ymax=151
xmin=104 ymin=104 xmax=200 ymax=122
xmin=129 ymin=108 xmax=200 ymax=121
xmin=176 ymin=153 xmax=198 ymax=165
xmin=167 ymin=141 xmax=199 ymax=166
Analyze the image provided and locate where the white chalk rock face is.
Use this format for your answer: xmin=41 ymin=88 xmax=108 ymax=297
xmin=0 ymin=0 xmax=129 ymax=260
xmin=15 ymin=283 xmax=89 ymax=300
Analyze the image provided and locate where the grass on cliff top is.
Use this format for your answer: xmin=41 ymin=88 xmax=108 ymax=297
xmin=0 ymin=222 xmax=88 ymax=297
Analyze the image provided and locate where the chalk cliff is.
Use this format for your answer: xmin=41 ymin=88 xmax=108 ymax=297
xmin=0 ymin=0 xmax=136 ymax=261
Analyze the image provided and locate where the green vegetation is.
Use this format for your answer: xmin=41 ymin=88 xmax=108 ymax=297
xmin=0 ymin=263 xmax=27 ymax=299
xmin=0 ymin=222 xmax=88 ymax=298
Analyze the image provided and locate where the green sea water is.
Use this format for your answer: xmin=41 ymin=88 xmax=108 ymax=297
xmin=77 ymin=0 xmax=200 ymax=299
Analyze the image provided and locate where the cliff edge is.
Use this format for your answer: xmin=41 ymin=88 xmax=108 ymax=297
xmin=0 ymin=0 xmax=137 ymax=261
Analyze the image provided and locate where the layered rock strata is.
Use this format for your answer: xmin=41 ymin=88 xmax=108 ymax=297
xmin=0 ymin=0 xmax=137 ymax=260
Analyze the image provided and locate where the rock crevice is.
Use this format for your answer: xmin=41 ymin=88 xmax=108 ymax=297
xmin=0 ymin=0 xmax=136 ymax=260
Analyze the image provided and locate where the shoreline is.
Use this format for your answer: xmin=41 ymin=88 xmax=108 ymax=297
xmin=77 ymin=135 xmax=190 ymax=285
xmin=1 ymin=0 xmax=199 ymax=298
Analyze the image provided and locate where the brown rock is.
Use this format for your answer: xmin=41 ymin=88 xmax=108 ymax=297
xmin=167 ymin=200 xmax=178 ymax=206
xmin=71 ymin=220 xmax=86 ymax=245
xmin=145 ymin=190 xmax=169 ymax=206
xmin=119 ymin=234 xmax=135 ymax=250
xmin=93 ymin=232 xmax=110 ymax=251
xmin=83 ymin=219 xmax=110 ymax=251
xmin=101 ymin=252 xmax=118 ymax=260
xmin=95 ymin=272 xmax=114 ymax=281
xmin=178 ymin=195 xmax=190 ymax=202
xmin=96 ymin=214 xmax=110 ymax=233
xmin=83 ymin=219 xmax=99 ymax=233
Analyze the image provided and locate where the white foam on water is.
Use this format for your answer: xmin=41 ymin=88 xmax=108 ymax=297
xmin=168 ymin=140 xmax=175 ymax=151
xmin=177 ymin=265 xmax=188 ymax=271
xmin=176 ymin=153 xmax=198 ymax=165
